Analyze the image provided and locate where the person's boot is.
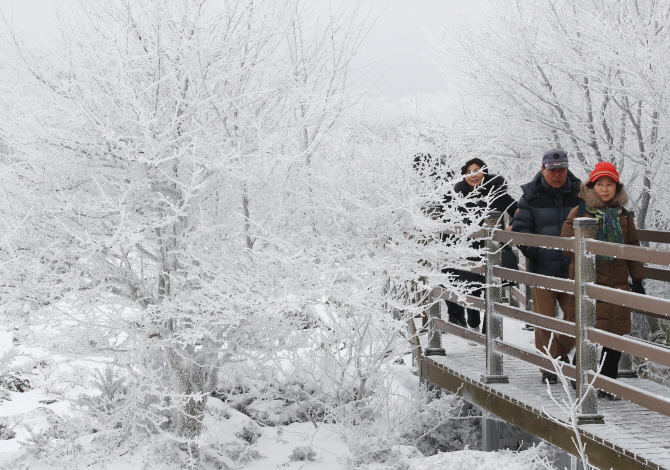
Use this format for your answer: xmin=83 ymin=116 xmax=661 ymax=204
xmin=541 ymin=372 xmax=557 ymax=384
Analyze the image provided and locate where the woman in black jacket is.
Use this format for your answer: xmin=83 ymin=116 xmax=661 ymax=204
xmin=447 ymin=158 xmax=518 ymax=331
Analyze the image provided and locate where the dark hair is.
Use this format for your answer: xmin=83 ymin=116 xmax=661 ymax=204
xmin=460 ymin=158 xmax=488 ymax=176
xmin=585 ymin=180 xmax=624 ymax=193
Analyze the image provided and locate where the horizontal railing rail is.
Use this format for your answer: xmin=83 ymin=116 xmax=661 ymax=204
xmin=494 ymin=339 xmax=577 ymax=380
xmin=586 ymin=372 xmax=670 ymax=418
xmin=494 ymin=302 xmax=575 ymax=336
xmin=441 ymin=228 xmax=487 ymax=238
xmin=493 ymin=230 xmax=575 ymax=251
xmin=585 ymin=328 xmax=670 ymax=369
xmin=432 ymin=287 xmax=486 ymax=311
xmin=645 ymin=266 xmax=670 ymax=283
xmin=585 ymin=284 xmax=670 ymax=320
xmin=638 ymin=229 xmax=670 ymax=244
xmin=433 ymin=317 xmax=486 ymax=346
xmin=493 ymin=266 xmax=575 ymax=293
xmin=586 ymin=239 xmax=670 ymax=266
xmin=456 ymin=262 xmax=486 ymax=275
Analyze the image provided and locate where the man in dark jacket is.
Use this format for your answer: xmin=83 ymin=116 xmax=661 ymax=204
xmin=512 ymin=149 xmax=581 ymax=384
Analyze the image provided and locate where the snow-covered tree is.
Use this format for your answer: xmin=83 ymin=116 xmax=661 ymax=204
xmin=0 ymin=0 xmax=481 ymax=462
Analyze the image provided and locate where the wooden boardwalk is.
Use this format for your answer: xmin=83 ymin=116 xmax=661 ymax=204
xmin=419 ymin=327 xmax=670 ymax=470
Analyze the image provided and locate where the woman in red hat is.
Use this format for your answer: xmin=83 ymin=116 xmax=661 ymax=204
xmin=561 ymin=162 xmax=645 ymax=399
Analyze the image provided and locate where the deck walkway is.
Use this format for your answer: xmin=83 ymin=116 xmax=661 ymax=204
xmin=419 ymin=326 xmax=670 ymax=470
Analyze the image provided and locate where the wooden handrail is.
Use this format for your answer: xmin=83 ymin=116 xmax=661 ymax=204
xmin=441 ymin=228 xmax=487 ymax=238
xmin=493 ymin=230 xmax=575 ymax=251
xmin=587 ymin=372 xmax=670 ymax=418
xmin=493 ymin=266 xmax=575 ymax=293
xmin=586 ymin=328 xmax=670 ymax=369
xmin=586 ymin=239 xmax=670 ymax=266
xmin=638 ymin=229 xmax=670 ymax=244
xmin=645 ymin=267 xmax=670 ymax=283
xmin=431 ymin=287 xmax=486 ymax=310
xmin=456 ymin=263 xmax=486 ymax=275
xmin=433 ymin=318 xmax=486 ymax=345
xmin=493 ymin=340 xmax=577 ymax=380
xmin=494 ymin=303 xmax=575 ymax=336
xmin=585 ymin=284 xmax=670 ymax=320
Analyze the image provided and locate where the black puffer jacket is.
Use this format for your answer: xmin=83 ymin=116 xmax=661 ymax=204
xmin=511 ymin=170 xmax=581 ymax=277
xmin=453 ymin=174 xmax=518 ymax=253
xmin=453 ymin=174 xmax=518 ymax=223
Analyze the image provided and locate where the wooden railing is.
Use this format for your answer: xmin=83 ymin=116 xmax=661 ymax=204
xmin=422 ymin=211 xmax=670 ymax=425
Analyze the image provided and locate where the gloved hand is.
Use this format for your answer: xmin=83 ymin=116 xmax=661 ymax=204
xmin=630 ymin=280 xmax=646 ymax=295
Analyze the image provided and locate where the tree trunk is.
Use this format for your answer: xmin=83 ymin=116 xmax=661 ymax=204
xmin=166 ymin=347 xmax=208 ymax=459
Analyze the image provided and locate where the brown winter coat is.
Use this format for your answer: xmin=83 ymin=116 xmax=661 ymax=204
xmin=561 ymin=183 xmax=645 ymax=335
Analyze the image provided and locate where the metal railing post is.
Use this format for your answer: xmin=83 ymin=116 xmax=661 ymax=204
xmin=574 ymin=217 xmax=604 ymax=424
xmin=424 ymin=290 xmax=446 ymax=356
xmin=482 ymin=211 xmax=508 ymax=384
xmin=482 ymin=413 xmax=500 ymax=452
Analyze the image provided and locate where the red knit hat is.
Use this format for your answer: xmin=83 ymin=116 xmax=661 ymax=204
xmin=589 ymin=161 xmax=619 ymax=183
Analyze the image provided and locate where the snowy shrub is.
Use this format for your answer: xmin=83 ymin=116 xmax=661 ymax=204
xmin=220 ymin=441 xmax=262 ymax=464
xmin=22 ymin=409 xmax=86 ymax=460
xmin=0 ymin=371 xmax=30 ymax=393
xmin=400 ymin=392 xmax=481 ymax=456
xmin=339 ymin=382 xmax=481 ymax=466
xmin=288 ymin=445 xmax=316 ymax=461
xmin=214 ymin=370 xmax=329 ymax=426
xmin=235 ymin=422 xmax=261 ymax=444
xmin=77 ymin=366 xmax=128 ymax=416
xmin=0 ymin=418 xmax=15 ymax=440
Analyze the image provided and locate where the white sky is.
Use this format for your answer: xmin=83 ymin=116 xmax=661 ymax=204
xmin=355 ymin=1 xmax=490 ymax=97
xmin=2 ymin=0 xmax=490 ymax=98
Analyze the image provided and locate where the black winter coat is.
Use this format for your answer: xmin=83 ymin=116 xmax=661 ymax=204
xmin=453 ymin=174 xmax=518 ymax=253
xmin=453 ymin=174 xmax=518 ymax=223
xmin=511 ymin=170 xmax=581 ymax=278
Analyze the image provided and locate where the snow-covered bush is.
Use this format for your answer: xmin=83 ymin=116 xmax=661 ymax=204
xmin=341 ymin=384 xmax=481 ymax=466
xmin=0 ymin=371 xmax=29 ymax=394
xmin=288 ymin=445 xmax=316 ymax=462
xmin=235 ymin=422 xmax=261 ymax=445
xmin=400 ymin=393 xmax=481 ymax=456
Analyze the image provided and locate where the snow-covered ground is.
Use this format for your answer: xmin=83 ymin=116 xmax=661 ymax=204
xmin=0 ymin=317 xmax=557 ymax=469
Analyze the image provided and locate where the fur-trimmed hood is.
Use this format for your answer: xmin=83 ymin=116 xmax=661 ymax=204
xmin=579 ymin=181 xmax=628 ymax=209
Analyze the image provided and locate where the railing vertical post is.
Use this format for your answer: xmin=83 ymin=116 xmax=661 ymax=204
xmin=574 ymin=217 xmax=604 ymax=424
xmin=424 ymin=289 xmax=446 ymax=357
xmin=482 ymin=211 xmax=508 ymax=384
xmin=482 ymin=413 xmax=500 ymax=452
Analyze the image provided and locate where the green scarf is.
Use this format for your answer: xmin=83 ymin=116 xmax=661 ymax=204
xmin=586 ymin=206 xmax=623 ymax=261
